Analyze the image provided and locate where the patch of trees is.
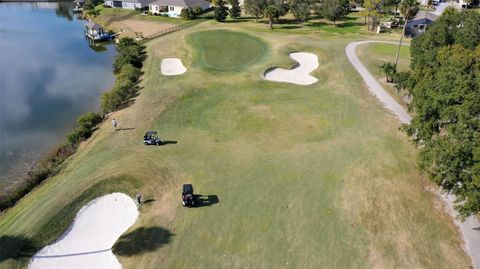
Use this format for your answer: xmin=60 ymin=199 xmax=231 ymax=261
xmin=102 ymin=38 xmax=146 ymax=113
xmin=0 ymin=38 xmax=146 ymax=213
xmin=244 ymin=0 xmax=351 ymax=28
xmin=400 ymin=9 xmax=480 ymax=219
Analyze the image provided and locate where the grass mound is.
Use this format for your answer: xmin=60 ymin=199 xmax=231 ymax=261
xmin=188 ymin=29 xmax=268 ymax=72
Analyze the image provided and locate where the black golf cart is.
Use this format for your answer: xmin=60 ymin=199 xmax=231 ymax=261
xmin=182 ymin=184 xmax=195 ymax=207
xmin=143 ymin=131 xmax=162 ymax=145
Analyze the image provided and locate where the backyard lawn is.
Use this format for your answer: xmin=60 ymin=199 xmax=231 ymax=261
xmin=0 ymin=20 xmax=471 ymax=269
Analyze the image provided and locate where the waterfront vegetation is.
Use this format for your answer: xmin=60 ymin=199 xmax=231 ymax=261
xmin=0 ymin=17 xmax=472 ymax=268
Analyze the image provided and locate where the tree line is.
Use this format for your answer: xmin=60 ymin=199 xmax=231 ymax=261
xmin=210 ymin=0 xmax=353 ymax=27
xmin=395 ymin=8 xmax=480 ymax=219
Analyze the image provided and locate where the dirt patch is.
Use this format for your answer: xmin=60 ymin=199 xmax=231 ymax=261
xmin=109 ymin=19 xmax=175 ymax=39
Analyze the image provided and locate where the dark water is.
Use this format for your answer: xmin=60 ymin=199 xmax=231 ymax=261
xmin=0 ymin=2 xmax=116 ymax=189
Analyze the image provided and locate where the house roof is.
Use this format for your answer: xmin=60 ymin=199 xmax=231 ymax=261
xmin=150 ymin=0 xmax=210 ymax=8
xmin=406 ymin=12 xmax=438 ymax=27
xmin=120 ymin=0 xmax=154 ymax=5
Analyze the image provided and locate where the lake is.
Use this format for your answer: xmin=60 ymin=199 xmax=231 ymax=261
xmin=0 ymin=2 xmax=116 ymax=191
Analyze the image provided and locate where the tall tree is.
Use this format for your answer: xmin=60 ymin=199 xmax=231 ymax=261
xmin=318 ymin=0 xmax=350 ymax=24
xmin=359 ymin=0 xmax=382 ymax=30
xmin=403 ymin=10 xmax=480 ymax=219
xmin=394 ymin=0 xmax=419 ymax=66
xmin=229 ymin=0 xmax=242 ymax=18
xmin=214 ymin=0 xmax=229 ymax=21
xmin=245 ymin=0 xmax=267 ymax=22
xmin=263 ymin=0 xmax=289 ymax=29
xmin=289 ymin=0 xmax=311 ymax=22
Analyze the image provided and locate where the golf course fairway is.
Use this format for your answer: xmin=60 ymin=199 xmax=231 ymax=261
xmin=0 ymin=20 xmax=472 ymax=269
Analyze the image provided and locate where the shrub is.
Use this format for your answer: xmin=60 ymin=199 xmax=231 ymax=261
xmin=378 ymin=62 xmax=397 ymax=83
xmin=113 ymin=38 xmax=146 ymax=72
xmin=117 ymin=64 xmax=141 ymax=83
xmin=214 ymin=0 xmax=229 ymax=21
xmin=181 ymin=7 xmax=197 ymax=20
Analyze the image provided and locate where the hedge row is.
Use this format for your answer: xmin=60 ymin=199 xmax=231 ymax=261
xmin=101 ymin=38 xmax=146 ymax=113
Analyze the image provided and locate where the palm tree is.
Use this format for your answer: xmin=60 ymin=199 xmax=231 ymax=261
xmin=394 ymin=0 xmax=419 ymax=67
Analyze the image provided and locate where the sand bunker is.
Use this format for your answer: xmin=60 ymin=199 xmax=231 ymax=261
xmin=161 ymin=58 xmax=187 ymax=76
xmin=264 ymin=52 xmax=319 ymax=86
xmin=29 ymin=193 xmax=138 ymax=269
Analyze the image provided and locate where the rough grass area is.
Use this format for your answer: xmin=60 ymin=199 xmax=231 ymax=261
xmin=188 ymin=29 xmax=268 ymax=72
xmin=356 ymin=42 xmax=411 ymax=107
xmin=0 ymin=21 xmax=471 ymax=269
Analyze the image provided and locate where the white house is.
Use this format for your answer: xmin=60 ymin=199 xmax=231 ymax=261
xmin=148 ymin=0 xmax=210 ymax=17
xmin=104 ymin=0 xmax=153 ymax=9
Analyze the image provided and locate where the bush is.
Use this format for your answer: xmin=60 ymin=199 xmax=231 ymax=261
xmin=214 ymin=0 xmax=229 ymax=22
xmin=117 ymin=64 xmax=141 ymax=83
xmin=181 ymin=7 xmax=197 ymax=20
xmin=113 ymin=38 xmax=146 ymax=72
xmin=378 ymin=62 xmax=396 ymax=83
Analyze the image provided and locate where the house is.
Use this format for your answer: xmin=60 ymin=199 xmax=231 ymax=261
xmin=104 ymin=0 xmax=153 ymax=10
xmin=405 ymin=12 xmax=438 ymax=37
xmin=148 ymin=0 xmax=211 ymax=17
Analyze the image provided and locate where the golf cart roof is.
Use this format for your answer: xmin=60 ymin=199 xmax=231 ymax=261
xmin=183 ymin=184 xmax=193 ymax=193
xmin=145 ymin=130 xmax=157 ymax=135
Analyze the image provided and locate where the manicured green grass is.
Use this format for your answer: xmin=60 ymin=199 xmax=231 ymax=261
xmin=188 ymin=29 xmax=269 ymax=72
xmin=0 ymin=21 xmax=471 ymax=269
xmin=95 ymin=5 xmax=132 ymax=17
xmin=356 ymin=42 xmax=411 ymax=106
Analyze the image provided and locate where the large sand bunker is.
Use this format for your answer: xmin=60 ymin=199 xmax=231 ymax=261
xmin=264 ymin=52 xmax=319 ymax=85
xmin=161 ymin=58 xmax=187 ymax=76
xmin=29 ymin=193 xmax=138 ymax=269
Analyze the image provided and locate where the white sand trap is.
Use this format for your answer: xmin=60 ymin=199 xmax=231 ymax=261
xmin=29 ymin=193 xmax=138 ymax=269
xmin=161 ymin=58 xmax=187 ymax=76
xmin=264 ymin=52 xmax=319 ymax=86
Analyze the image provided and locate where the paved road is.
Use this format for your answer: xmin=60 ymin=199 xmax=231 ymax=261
xmin=346 ymin=40 xmax=480 ymax=269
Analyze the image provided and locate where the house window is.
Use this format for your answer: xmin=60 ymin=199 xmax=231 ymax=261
xmin=155 ymin=6 xmax=158 ymax=10
xmin=169 ymin=6 xmax=174 ymax=11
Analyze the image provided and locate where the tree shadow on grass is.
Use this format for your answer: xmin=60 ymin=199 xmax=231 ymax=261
xmin=112 ymin=227 xmax=173 ymax=257
xmin=0 ymin=235 xmax=38 ymax=262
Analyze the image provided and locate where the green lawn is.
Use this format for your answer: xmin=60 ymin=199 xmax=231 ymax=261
xmin=0 ymin=21 xmax=471 ymax=269
xmin=188 ymin=29 xmax=269 ymax=72
xmin=356 ymin=42 xmax=411 ymax=107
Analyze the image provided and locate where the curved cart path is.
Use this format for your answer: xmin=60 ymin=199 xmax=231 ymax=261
xmin=346 ymin=40 xmax=480 ymax=269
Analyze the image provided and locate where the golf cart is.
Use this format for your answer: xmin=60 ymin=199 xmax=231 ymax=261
xmin=143 ymin=131 xmax=162 ymax=145
xmin=182 ymin=184 xmax=195 ymax=207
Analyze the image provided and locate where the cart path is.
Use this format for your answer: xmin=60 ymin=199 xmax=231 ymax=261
xmin=346 ymin=40 xmax=480 ymax=269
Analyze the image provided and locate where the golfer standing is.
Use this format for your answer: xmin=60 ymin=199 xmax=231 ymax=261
xmin=136 ymin=193 xmax=142 ymax=206
xmin=112 ymin=118 xmax=117 ymax=131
